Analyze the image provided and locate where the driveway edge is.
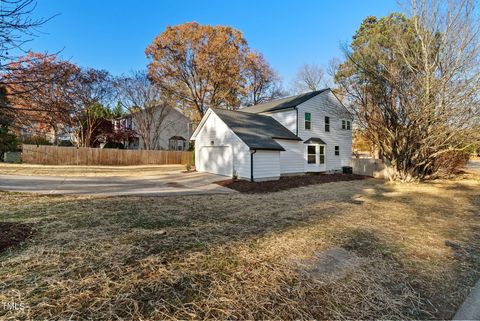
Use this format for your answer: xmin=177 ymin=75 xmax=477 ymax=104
xmin=453 ymin=279 xmax=480 ymax=320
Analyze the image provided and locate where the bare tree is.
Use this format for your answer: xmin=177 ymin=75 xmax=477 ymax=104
xmin=336 ymin=1 xmax=480 ymax=181
xmin=242 ymin=52 xmax=285 ymax=106
xmin=116 ymin=71 xmax=178 ymax=150
xmin=69 ymin=69 xmax=114 ymax=147
xmin=0 ymin=0 xmax=51 ymax=67
xmin=291 ymin=63 xmax=326 ymax=93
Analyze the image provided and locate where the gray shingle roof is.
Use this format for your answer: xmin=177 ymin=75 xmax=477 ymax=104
xmin=211 ymin=108 xmax=301 ymax=151
xmin=242 ymin=88 xmax=330 ymax=114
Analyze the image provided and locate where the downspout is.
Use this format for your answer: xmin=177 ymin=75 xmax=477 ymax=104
xmin=294 ymin=107 xmax=299 ymax=136
xmin=250 ymin=149 xmax=257 ymax=182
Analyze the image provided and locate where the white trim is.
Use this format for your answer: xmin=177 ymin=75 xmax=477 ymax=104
xmin=190 ymin=109 xmax=214 ymax=140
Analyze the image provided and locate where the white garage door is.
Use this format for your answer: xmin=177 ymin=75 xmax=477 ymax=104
xmin=199 ymin=146 xmax=232 ymax=177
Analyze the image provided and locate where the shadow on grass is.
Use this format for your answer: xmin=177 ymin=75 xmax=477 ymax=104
xmin=0 ymin=176 xmax=479 ymax=319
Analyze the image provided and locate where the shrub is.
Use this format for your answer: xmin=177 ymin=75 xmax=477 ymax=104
xmin=58 ymin=140 xmax=74 ymax=147
xmin=22 ymin=136 xmax=52 ymax=146
xmin=0 ymin=127 xmax=18 ymax=161
xmin=103 ymin=142 xmax=125 ymax=149
xmin=432 ymin=150 xmax=470 ymax=177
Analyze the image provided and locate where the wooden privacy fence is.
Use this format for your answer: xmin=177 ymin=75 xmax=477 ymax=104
xmin=350 ymin=158 xmax=387 ymax=179
xmin=21 ymin=145 xmax=194 ymax=166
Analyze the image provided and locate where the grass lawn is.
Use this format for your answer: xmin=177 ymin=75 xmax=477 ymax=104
xmin=0 ymin=164 xmax=186 ymax=177
xmin=0 ymin=174 xmax=479 ymax=320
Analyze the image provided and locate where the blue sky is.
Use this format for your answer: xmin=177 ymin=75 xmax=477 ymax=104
xmin=27 ymin=0 xmax=397 ymax=85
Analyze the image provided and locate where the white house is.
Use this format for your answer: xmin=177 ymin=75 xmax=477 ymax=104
xmin=190 ymin=89 xmax=353 ymax=181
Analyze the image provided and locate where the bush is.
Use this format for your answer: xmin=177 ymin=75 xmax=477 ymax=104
xmin=0 ymin=127 xmax=18 ymax=161
xmin=22 ymin=136 xmax=52 ymax=146
xmin=432 ymin=150 xmax=470 ymax=177
xmin=103 ymin=142 xmax=125 ymax=149
xmin=58 ymin=140 xmax=74 ymax=147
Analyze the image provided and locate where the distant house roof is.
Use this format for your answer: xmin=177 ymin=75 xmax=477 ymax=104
xmin=119 ymin=105 xmax=187 ymax=120
xmin=169 ymin=136 xmax=186 ymax=141
xmin=304 ymin=137 xmax=327 ymax=145
xmin=211 ymin=108 xmax=301 ymax=151
xmin=242 ymin=88 xmax=330 ymax=114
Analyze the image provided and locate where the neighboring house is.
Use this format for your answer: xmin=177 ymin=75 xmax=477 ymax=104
xmin=191 ymin=89 xmax=353 ymax=181
xmin=15 ymin=121 xmax=76 ymax=145
xmin=114 ymin=105 xmax=192 ymax=151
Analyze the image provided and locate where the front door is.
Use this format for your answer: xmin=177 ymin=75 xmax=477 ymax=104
xmin=305 ymin=144 xmax=326 ymax=172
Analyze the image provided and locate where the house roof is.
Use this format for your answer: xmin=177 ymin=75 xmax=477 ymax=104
xmin=119 ymin=105 xmax=187 ymax=120
xmin=211 ymin=108 xmax=301 ymax=151
xmin=304 ymin=137 xmax=327 ymax=145
xmin=169 ymin=136 xmax=186 ymax=141
xmin=241 ymin=88 xmax=330 ymax=114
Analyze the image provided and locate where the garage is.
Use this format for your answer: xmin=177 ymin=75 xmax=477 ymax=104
xmin=198 ymin=146 xmax=232 ymax=177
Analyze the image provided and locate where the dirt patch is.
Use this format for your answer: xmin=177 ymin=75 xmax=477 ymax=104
xmin=216 ymin=173 xmax=366 ymax=193
xmin=298 ymin=247 xmax=365 ymax=282
xmin=0 ymin=222 xmax=34 ymax=252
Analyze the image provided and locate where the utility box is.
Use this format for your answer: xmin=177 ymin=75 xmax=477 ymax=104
xmin=4 ymin=152 xmax=21 ymax=163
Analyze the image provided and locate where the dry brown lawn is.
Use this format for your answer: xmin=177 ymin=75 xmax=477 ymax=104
xmin=0 ymin=163 xmax=185 ymax=177
xmin=0 ymin=173 xmax=479 ymax=320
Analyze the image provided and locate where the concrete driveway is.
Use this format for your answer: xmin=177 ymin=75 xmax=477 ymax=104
xmin=466 ymin=159 xmax=480 ymax=173
xmin=0 ymin=171 xmax=234 ymax=196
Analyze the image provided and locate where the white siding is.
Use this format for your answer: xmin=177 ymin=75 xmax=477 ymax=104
xmin=267 ymin=109 xmax=297 ymax=134
xmin=252 ymin=150 xmax=280 ymax=181
xmin=296 ymin=91 xmax=352 ymax=171
xmin=194 ymin=111 xmax=251 ymax=179
xmin=275 ymin=139 xmax=304 ymax=174
xmin=193 ymin=89 xmax=352 ymax=180
xmin=198 ymin=146 xmax=232 ymax=176
xmin=132 ymin=107 xmax=191 ymax=150
xmin=155 ymin=109 xmax=191 ymax=150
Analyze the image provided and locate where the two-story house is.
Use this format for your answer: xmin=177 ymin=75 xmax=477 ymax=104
xmin=190 ymin=89 xmax=353 ymax=181
xmin=114 ymin=105 xmax=193 ymax=151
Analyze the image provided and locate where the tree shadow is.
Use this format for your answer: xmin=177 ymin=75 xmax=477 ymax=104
xmin=0 ymin=176 xmax=479 ymax=319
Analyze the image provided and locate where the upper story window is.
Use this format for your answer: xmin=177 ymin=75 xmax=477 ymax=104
xmin=342 ymin=120 xmax=351 ymax=130
xmin=335 ymin=146 xmax=340 ymax=156
xmin=325 ymin=116 xmax=330 ymax=132
xmin=305 ymin=112 xmax=312 ymax=130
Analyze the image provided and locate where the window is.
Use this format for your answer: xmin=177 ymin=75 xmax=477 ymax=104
xmin=325 ymin=116 xmax=330 ymax=132
xmin=319 ymin=145 xmax=325 ymax=164
xmin=305 ymin=112 xmax=311 ymax=130
xmin=342 ymin=120 xmax=351 ymax=130
xmin=169 ymin=137 xmax=186 ymax=151
xmin=307 ymin=145 xmax=316 ymax=164
xmin=335 ymin=146 xmax=340 ymax=156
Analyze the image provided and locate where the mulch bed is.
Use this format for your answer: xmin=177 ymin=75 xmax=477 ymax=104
xmin=216 ymin=173 xmax=366 ymax=194
xmin=0 ymin=222 xmax=34 ymax=253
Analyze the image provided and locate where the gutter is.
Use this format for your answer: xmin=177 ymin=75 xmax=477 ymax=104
xmin=294 ymin=107 xmax=299 ymax=136
xmin=250 ymin=149 xmax=257 ymax=182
